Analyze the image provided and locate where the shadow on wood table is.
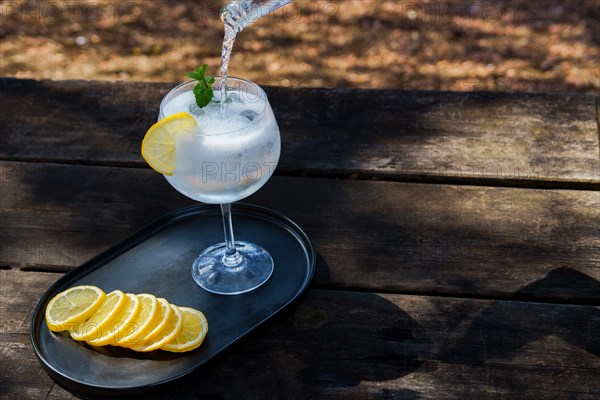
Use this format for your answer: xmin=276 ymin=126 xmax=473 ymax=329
xmin=1 ymin=78 xmax=598 ymax=399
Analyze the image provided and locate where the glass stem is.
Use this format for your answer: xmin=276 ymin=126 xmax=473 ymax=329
xmin=221 ymin=203 xmax=243 ymax=267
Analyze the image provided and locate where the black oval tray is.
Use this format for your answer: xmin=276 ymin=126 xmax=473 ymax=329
xmin=30 ymin=204 xmax=315 ymax=397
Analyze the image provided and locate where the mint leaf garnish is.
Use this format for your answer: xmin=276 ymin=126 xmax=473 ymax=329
xmin=185 ymin=64 xmax=215 ymax=108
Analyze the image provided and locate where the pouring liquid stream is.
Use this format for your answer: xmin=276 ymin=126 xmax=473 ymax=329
xmin=219 ymin=0 xmax=293 ymax=113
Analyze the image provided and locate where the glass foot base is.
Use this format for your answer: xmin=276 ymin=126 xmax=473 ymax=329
xmin=192 ymin=241 xmax=274 ymax=295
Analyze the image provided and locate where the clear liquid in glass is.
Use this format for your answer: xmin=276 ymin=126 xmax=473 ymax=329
xmin=161 ymin=82 xmax=281 ymax=204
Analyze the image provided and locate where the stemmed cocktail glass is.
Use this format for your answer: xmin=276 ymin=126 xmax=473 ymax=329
xmin=159 ymin=77 xmax=281 ymax=295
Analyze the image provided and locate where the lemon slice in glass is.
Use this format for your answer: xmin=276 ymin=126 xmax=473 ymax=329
xmin=161 ymin=306 xmax=208 ymax=353
xmin=141 ymin=111 xmax=197 ymax=175
xmin=45 ymin=285 xmax=106 ymax=332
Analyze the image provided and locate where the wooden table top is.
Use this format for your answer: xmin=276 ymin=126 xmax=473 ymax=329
xmin=1 ymin=78 xmax=599 ymax=399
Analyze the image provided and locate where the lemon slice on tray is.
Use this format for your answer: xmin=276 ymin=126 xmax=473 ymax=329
xmin=45 ymin=285 xmax=106 ymax=332
xmin=69 ymin=290 xmax=127 ymax=341
xmin=130 ymin=304 xmax=183 ymax=352
xmin=141 ymin=111 xmax=197 ymax=175
xmin=85 ymin=293 xmax=141 ymax=347
xmin=116 ymin=293 xmax=160 ymax=347
xmin=133 ymin=297 xmax=173 ymax=345
xmin=162 ymin=306 xmax=208 ymax=353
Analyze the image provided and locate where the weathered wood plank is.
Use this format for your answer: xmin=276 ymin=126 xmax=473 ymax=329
xmin=0 ymin=270 xmax=64 ymax=399
xmin=271 ymin=86 xmax=600 ymax=187
xmin=1 ymin=161 xmax=598 ymax=302
xmin=1 ymin=78 xmax=598 ymax=186
xmin=1 ymin=269 xmax=599 ymax=399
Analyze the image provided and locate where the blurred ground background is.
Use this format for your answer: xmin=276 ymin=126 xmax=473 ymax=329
xmin=1 ymin=0 xmax=598 ymax=93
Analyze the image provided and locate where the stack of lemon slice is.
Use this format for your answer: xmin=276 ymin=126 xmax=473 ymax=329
xmin=45 ymin=285 xmax=208 ymax=353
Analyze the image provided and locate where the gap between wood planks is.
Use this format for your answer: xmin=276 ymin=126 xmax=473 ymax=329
xmin=13 ymin=267 xmax=600 ymax=308
xmin=1 ymin=157 xmax=598 ymax=191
